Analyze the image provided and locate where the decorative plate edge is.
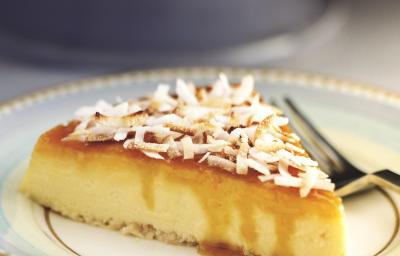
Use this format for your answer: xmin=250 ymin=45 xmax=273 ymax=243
xmin=0 ymin=67 xmax=399 ymax=120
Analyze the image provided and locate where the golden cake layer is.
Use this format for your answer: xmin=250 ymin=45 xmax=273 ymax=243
xmin=20 ymin=123 xmax=345 ymax=256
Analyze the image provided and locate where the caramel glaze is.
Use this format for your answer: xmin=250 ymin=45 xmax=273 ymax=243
xmin=37 ymin=123 xmax=342 ymax=256
xmin=198 ymin=243 xmax=245 ymax=256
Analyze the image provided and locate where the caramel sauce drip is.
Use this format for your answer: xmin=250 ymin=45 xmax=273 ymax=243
xmin=198 ymin=243 xmax=244 ymax=256
xmin=194 ymin=185 xmax=233 ymax=243
xmin=274 ymin=215 xmax=296 ymax=255
xmin=238 ymin=202 xmax=257 ymax=251
xmin=44 ymin=123 xmax=342 ymax=256
xmin=141 ymin=167 xmax=156 ymax=210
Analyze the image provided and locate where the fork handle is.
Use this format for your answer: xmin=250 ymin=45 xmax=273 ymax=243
xmin=370 ymin=169 xmax=400 ymax=194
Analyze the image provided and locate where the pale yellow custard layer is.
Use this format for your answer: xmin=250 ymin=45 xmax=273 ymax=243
xmin=20 ymin=123 xmax=345 ymax=256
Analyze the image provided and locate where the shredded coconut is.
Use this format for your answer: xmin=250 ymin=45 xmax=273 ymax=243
xmin=141 ymin=150 xmax=164 ymax=160
xmin=176 ymin=79 xmax=198 ymax=106
xmin=124 ymin=140 xmax=169 ymax=152
xmin=273 ymin=116 xmax=289 ymax=127
xmin=258 ymin=174 xmax=277 ymax=182
xmin=134 ymin=127 xmax=146 ymax=142
xmin=207 ymin=155 xmax=236 ymax=172
xmin=232 ymin=75 xmax=254 ymax=105
xmin=65 ymin=74 xmax=335 ymax=197
xmin=198 ymin=152 xmax=211 ymax=163
xmin=285 ymin=142 xmax=306 ymax=154
xmin=247 ymin=158 xmax=271 ymax=176
xmin=114 ymin=129 xmax=129 ymax=141
xmin=181 ymin=136 xmax=195 ymax=159
xmin=249 ymin=148 xmax=279 ymax=164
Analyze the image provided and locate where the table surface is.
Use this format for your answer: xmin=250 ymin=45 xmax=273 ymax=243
xmin=0 ymin=0 xmax=399 ymax=103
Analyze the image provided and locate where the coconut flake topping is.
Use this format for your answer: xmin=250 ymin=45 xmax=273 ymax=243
xmin=65 ymin=74 xmax=334 ymax=197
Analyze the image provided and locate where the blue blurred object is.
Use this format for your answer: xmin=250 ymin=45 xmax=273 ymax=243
xmin=0 ymin=0 xmax=340 ymax=67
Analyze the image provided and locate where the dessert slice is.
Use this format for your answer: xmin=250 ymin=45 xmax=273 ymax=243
xmin=20 ymin=74 xmax=345 ymax=256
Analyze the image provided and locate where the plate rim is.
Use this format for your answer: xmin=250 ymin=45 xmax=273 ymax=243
xmin=0 ymin=67 xmax=400 ymax=120
xmin=42 ymin=187 xmax=399 ymax=256
xmin=0 ymin=67 xmax=400 ymax=256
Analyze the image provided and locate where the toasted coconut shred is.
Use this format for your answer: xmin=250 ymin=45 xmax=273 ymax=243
xmin=65 ymin=74 xmax=334 ymax=197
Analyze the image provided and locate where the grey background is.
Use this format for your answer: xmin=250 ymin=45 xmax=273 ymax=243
xmin=0 ymin=0 xmax=399 ymax=103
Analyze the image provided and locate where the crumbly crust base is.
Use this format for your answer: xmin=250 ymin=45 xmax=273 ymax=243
xmin=36 ymin=197 xmax=257 ymax=256
xmin=47 ymin=204 xmax=197 ymax=246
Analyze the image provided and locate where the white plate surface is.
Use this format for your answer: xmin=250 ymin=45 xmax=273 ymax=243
xmin=0 ymin=68 xmax=399 ymax=256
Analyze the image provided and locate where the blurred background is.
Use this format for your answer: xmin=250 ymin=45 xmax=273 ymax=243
xmin=0 ymin=0 xmax=399 ymax=102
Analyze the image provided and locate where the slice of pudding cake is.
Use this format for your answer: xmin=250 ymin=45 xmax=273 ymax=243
xmin=20 ymin=74 xmax=345 ymax=256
